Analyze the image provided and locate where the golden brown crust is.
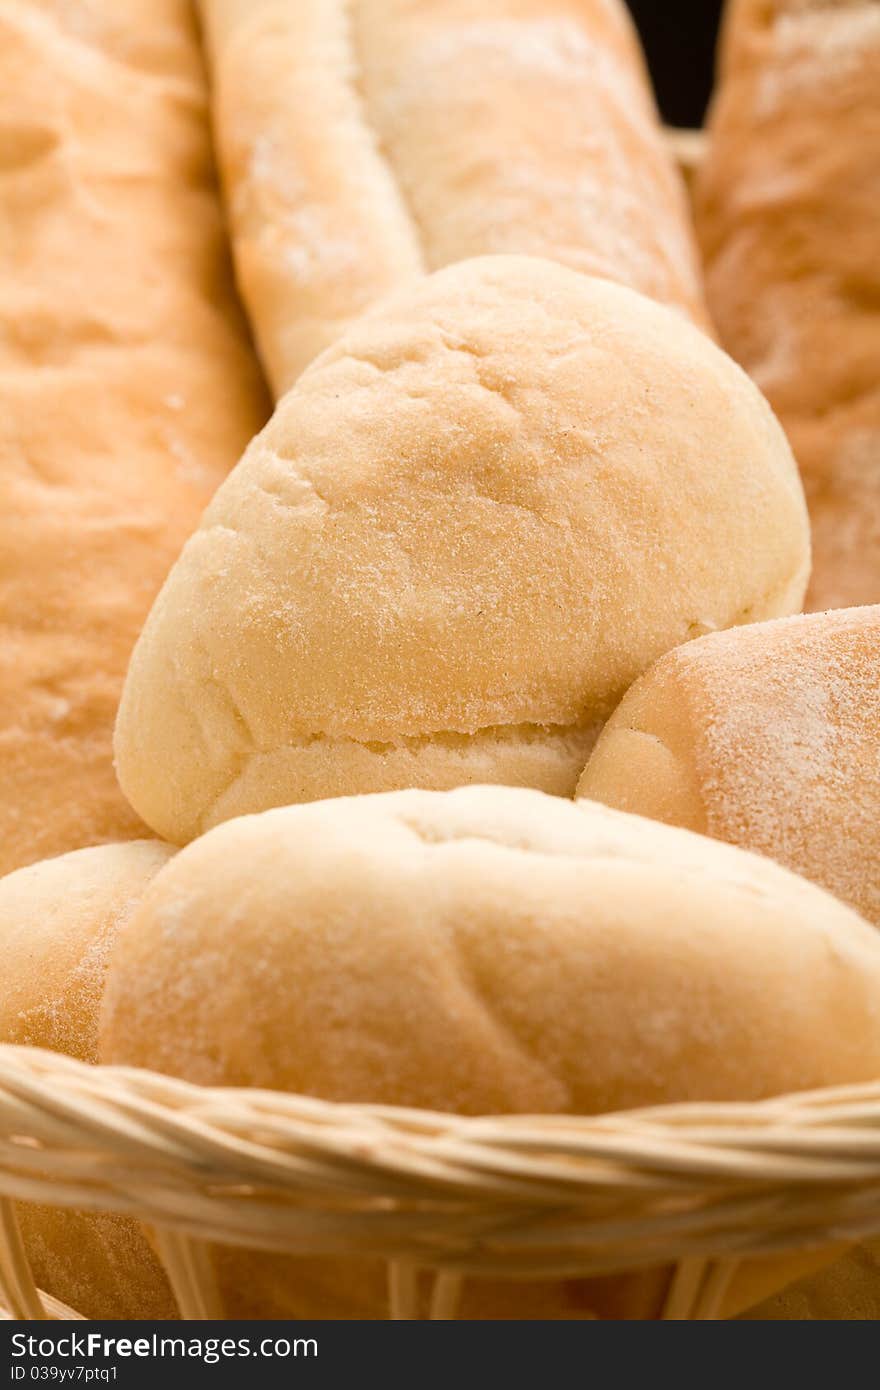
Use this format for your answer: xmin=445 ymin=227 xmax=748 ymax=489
xmin=199 ymin=0 xmax=710 ymax=394
xmin=695 ymin=0 xmax=880 ymax=610
xmin=0 ymin=0 xmax=269 ymax=877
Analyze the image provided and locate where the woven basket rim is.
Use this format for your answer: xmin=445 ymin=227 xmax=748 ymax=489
xmin=3 ymin=1043 xmax=880 ymax=1320
xmin=2 ymin=1043 xmax=880 ymax=1272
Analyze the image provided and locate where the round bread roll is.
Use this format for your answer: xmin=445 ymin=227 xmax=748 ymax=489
xmin=0 ymin=842 xmax=177 ymax=1320
xmin=578 ymin=606 xmax=880 ymax=927
xmin=114 ymin=257 xmax=809 ymax=845
xmin=99 ymin=785 xmax=880 ymax=1318
xmin=0 ymin=0 xmax=268 ymax=879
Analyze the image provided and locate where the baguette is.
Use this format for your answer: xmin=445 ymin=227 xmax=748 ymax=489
xmin=198 ymin=0 xmax=711 ymax=394
xmin=695 ymin=0 xmax=880 ymax=610
xmin=0 ymin=0 xmax=268 ymax=877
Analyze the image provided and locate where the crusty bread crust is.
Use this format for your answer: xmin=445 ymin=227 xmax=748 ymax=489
xmin=0 ymin=0 xmax=269 ymax=877
xmin=696 ymin=0 xmax=880 ymax=610
xmin=199 ymin=0 xmax=711 ymax=394
xmin=99 ymin=785 xmax=880 ymax=1316
xmin=114 ymin=258 xmax=809 ymax=844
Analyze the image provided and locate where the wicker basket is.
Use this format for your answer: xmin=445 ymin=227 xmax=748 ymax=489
xmin=2 ymin=1046 xmax=880 ymax=1321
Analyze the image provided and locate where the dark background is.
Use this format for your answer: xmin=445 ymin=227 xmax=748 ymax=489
xmin=625 ymin=0 xmax=725 ymax=128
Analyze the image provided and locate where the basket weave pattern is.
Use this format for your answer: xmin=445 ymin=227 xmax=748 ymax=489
xmin=2 ymin=1047 xmax=880 ymax=1320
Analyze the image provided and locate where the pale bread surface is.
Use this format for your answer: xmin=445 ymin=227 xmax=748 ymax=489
xmin=114 ymin=257 xmax=809 ymax=844
xmin=579 ymin=606 xmax=880 ymax=927
xmin=0 ymin=841 xmax=176 ymax=1320
xmin=99 ymin=785 xmax=880 ymax=1317
xmin=696 ymin=0 xmax=880 ymax=610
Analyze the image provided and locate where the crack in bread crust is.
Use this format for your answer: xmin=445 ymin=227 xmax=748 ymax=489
xmin=197 ymin=717 xmax=604 ymax=836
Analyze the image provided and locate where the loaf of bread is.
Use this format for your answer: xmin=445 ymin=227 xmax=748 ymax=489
xmin=578 ymin=605 xmax=880 ymax=928
xmin=98 ymin=784 xmax=880 ymax=1317
xmin=113 ymin=256 xmax=809 ymax=845
xmin=743 ymin=1240 xmax=880 ymax=1321
xmin=197 ymin=0 xmax=710 ymax=394
xmin=0 ymin=0 xmax=268 ymax=878
xmin=0 ymin=841 xmax=176 ymax=1320
xmin=695 ymin=0 xmax=880 ymax=610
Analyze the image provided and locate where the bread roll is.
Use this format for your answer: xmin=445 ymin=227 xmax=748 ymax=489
xmin=742 ymin=1240 xmax=880 ymax=1320
xmin=197 ymin=0 xmax=710 ymax=394
xmin=99 ymin=785 xmax=880 ymax=1318
xmin=578 ymin=606 xmax=880 ymax=928
xmin=114 ymin=257 xmax=809 ymax=845
xmin=0 ymin=0 xmax=268 ymax=878
xmin=695 ymin=0 xmax=880 ymax=610
xmin=0 ymin=841 xmax=177 ymax=1320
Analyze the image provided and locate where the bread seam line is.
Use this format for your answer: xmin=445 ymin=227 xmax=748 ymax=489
xmin=343 ymin=0 xmax=428 ymax=276
xmin=194 ymin=719 xmax=604 ymax=836
xmin=184 ymin=551 xmax=805 ymax=837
